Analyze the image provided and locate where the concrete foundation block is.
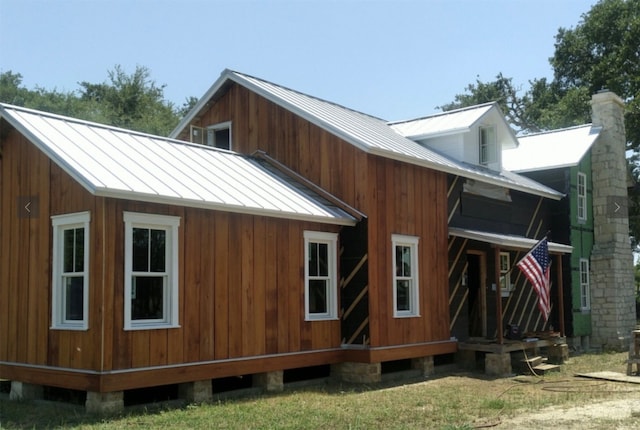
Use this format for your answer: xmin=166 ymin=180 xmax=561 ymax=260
xmin=9 ymin=381 xmax=43 ymax=401
xmin=179 ymin=379 xmax=213 ymax=403
xmin=547 ymin=344 xmax=569 ymax=364
xmin=254 ymin=370 xmax=284 ymax=392
xmin=485 ymin=353 xmax=512 ymax=377
xmin=85 ymin=391 xmax=124 ymax=414
xmin=332 ymin=362 xmax=381 ymax=384
xmin=411 ymin=356 xmax=435 ymax=377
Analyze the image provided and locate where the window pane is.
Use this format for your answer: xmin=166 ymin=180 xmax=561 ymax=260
xmin=63 ymin=229 xmax=75 ymax=272
xmin=132 ymin=228 xmax=149 ymax=272
xmin=215 ymin=128 xmax=230 ymax=150
xmin=308 ymin=242 xmax=318 ymax=276
xmin=74 ymin=228 xmax=84 ymax=272
xmin=150 ymin=229 xmax=166 ymax=272
xmin=317 ymin=243 xmax=328 ymax=276
xmin=396 ymin=245 xmax=411 ymax=277
xmin=131 ymin=276 xmax=164 ymax=320
xmin=308 ymin=279 xmax=328 ymax=314
xmin=396 ymin=280 xmax=411 ymax=311
xmin=64 ymin=276 xmax=84 ymax=321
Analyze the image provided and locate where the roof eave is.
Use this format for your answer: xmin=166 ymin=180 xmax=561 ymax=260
xmin=94 ymin=188 xmax=357 ymax=226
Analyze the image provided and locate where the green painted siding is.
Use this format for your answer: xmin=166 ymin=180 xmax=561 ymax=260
xmin=569 ymin=152 xmax=594 ymax=337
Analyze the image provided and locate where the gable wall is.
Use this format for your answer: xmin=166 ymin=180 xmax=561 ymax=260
xmin=191 ymin=84 xmax=451 ymax=348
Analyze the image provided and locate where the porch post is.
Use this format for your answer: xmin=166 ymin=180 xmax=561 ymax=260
xmin=494 ymin=246 xmax=504 ymax=344
xmin=555 ymin=253 xmax=565 ymax=337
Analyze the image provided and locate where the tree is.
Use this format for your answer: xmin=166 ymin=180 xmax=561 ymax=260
xmin=78 ymin=65 xmax=180 ymax=135
xmin=0 ymin=65 xmax=188 ymax=136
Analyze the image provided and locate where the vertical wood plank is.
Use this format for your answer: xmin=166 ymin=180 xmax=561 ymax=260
xmin=252 ymin=216 xmax=267 ymax=356
xmin=264 ymin=220 xmax=279 ymax=354
xmin=228 ymin=215 xmax=243 ymax=358
xmin=214 ymin=212 xmax=229 ymax=360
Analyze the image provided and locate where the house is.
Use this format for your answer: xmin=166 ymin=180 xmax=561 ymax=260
xmin=2 ymin=69 xmax=581 ymax=413
xmin=503 ymin=91 xmax=636 ymax=351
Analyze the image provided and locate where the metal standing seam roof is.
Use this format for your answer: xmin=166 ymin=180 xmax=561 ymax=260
xmin=502 ymin=124 xmax=602 ymax=172
xmin=449 ymin=227 xmax=572 ymax=254
xmin=0 ymin=103 xmax=358 ymax=226
xmin=171 ymin=69 xmax=563 ymax=200
xmin=388 ymin=103 xmax=495 ymax=139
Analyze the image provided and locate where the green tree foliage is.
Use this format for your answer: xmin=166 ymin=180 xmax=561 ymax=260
xmin=0 ymin=65 xmax=188 ymax=136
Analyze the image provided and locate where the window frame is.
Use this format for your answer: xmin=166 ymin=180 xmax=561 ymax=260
xmin=207 ymin=121 xmax=232 ymax=150
xmin=479 ymin=125 xmax=497 ymax=166
xmin=499 ymin=251 xmax=512 ymax=294
xmin=123 ymin=212 xmax=181 ymax=330
xmin=577 ymin=171 xmax=587 ymax=222
xmin=51 ymin=211 xmax=91 ymax=330
xmin=303 ymin=231 xmax=338 ymax=321
xmin=579 ymin=258 xmax=591 ymax=311
xmin=392 ymin=234 xmax=420 ymax=318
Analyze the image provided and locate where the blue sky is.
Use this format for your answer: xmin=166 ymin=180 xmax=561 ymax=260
xmin=1 ymin=0 xmax=595 ymax=121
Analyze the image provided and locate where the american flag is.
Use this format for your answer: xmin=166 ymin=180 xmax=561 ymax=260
xmin=517 ymin=238 xmax=551 ymax=321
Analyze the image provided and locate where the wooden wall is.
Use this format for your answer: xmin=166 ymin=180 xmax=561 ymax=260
xmin=0 ymin=127 xmax=342 ymax=377
xmin=189 ymin=84 xmax=452 ymax=349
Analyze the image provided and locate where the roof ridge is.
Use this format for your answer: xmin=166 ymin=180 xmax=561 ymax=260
xmin=227 ymin=70 xmax=389 ymax=122
xmin=518 ymin=123 xmax=596 ymax=138
xmin=388 ymin=101 xmax=497 ymax=125
xmin=0 ymin=102 xmax=241 ymax=155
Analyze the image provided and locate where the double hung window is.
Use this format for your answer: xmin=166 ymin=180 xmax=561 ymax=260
xmin=392 ymin=235 xmax=420 ymax=317
xmin=51 ymin=212 xmax=91 ymax=330
xmin=304 ymin=231 xmax=338 ymax=320
xmin=124 ymin=212 xmax=180 ymax=330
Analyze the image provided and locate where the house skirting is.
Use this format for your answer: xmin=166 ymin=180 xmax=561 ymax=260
xmin=0 ymin=340 xmax=457 ymax=393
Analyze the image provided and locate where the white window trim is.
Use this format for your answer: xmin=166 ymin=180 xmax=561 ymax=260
xmin=124 ymin=212 xmax=180 ymax=330
xmin=579 ymin=258 xmax=591 ymax=311
xmin=303 ymin=231 xmax=338 ymax=321
xmin=51 ymin=211 xmax=91 ymax=330
xmin=479 ymin=125 xmax=497 ymax=166
xmin=392 ymin=234 xmax=420 ymax=318
xmin=499 ymin=252 xmax=512 ymax=295
xmin=577 ymin=172 xmax=587 ymax=222
xmin=207 ymin=121 xmax=232 ymax=150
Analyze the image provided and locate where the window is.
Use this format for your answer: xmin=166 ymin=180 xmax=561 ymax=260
xmin=304 ymin=231 xmax=338 ymax=320
xmin=499 ymin=252 xmax=512 ymax=294
xmin=51 ymin=212 xmax=90 ymax=330
xmin=189 ymin=122 xmax=232 ymax=150
xmin=206 ymin=122 xmax=232 ymax=150
xmin=392 ymin=235 xmax=420 ymax=317
xmin=580 ymin=258 xmax=590 ymax=311
xmin=124 ymin=212 xmax=180 ymax=330
xmin=479 ymin=125 xmax=497 ymax=166
xmin=577 ymin=172 xmax=587 ymax=222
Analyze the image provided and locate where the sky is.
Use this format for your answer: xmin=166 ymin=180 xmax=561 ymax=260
xmin=1 ymin=0 xmax=596 ymax=122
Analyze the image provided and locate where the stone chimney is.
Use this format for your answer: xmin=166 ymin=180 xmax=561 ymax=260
xmin=589 ymin=90 xmax=636 ymax=350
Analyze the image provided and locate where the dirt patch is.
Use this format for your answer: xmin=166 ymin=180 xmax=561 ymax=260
xmin=494 ymin=393 xmax=640 ymax=429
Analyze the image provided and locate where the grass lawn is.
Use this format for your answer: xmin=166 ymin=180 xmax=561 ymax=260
xmin=1 ymin=351 xmax=639 ymax=429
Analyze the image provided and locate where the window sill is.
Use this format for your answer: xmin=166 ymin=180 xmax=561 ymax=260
xmin=124 ymin=323 xmax=181 ymax=331
xmin=305 ymin=316 xmax=339 ymax=322
xmin=50 ymin=324 xmax=88 ymax=331
xmin=393 ymin=313 xmax=420 ymax=319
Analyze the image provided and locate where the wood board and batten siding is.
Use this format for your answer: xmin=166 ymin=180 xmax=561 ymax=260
xmin=188 ymin=82 xmax=453 ymax=353
xmin=0 ymin=125 xmax=344 ymax=390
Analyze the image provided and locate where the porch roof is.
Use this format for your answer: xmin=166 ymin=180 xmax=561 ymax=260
xmin=448 ymin=227 xmax=573 ymax=254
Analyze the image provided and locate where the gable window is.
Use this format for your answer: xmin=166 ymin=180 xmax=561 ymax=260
xmin=580 ymin=258 xmax=591 ymax=311
xmin=479 ymin=125 xmax=497 ymax=166
xmin=51 ymin=212 xmax=90 ymax=330
xmin=392 ymin=234 xmax=420 ymax=317
xmin=124 ymin=212 xmax=180 ymax=330
xmin=304 ymin=231 xmax=338 ymax=320
xmin=207 ymin=121 xmax=232 ymax=150
xmin=577 ymin=172 xmax=587 ymax=222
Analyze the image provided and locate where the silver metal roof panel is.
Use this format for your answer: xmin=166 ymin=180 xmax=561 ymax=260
xmin=172 ymin=70 xmax=562 ymax=200
xmin=503 ymin=125 xmax=601 ymax=172
xmin=0 ymin=103 xmax=357 ymax=225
